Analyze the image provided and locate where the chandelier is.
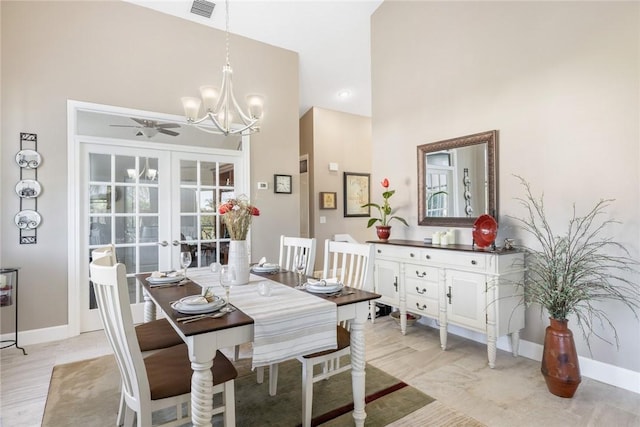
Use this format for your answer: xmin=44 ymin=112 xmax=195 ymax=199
xmin=181 ymin=0 xmax=264 ymax=136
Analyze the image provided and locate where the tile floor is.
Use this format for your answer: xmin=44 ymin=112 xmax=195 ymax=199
xmin=1 ymin=315 xmax=639 ymax=426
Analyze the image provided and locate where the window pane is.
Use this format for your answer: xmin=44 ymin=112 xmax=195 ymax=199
xmin=181 ymin=188 xmax=197 ymax=213
xmin=140 ymin=217 xmax=159 ymax=242
xmin=116 ymin=247 xmax=137 ymax=274
xmin=200 ymin=215 xmax=216 ymax=240
xmin=139 ymin=245 xmax=158 ymax=273
xmin=115 ymin=216 xmax=136 ymax=244
xmin=219 ymin=163 xmax=234 ymax=186
xmin=90 ymin=217 xmax=111 ymax=245
xmin=115 ymin=155 xmax=136 ymax=183
xmin=180 ymin=216 xmax=197 ymax=240
xmin=89 ymin=153 xmax=111 ymax=182
xmin=139 ymin=186 xmax=158 ymax=213
xmin=180 ymin=160 xmax=197 ymax=185
xmin=200 ymin=189 xmax=215 ymax=212
xmin=90 ymin=185 xmax=111 ymax=213
xmin=200 ymin=161 xmax=216 ymax=186
xmin=116 ymin=186 xmax=135 ymax=214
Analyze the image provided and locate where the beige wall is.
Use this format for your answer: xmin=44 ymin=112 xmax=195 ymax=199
xmin=1 ymin=1 xmax=299 ymax=333
xmin=300 ymin=107 xmax=372 ymax=271
xmin=372 ymin=1 xmax=639 ymax=372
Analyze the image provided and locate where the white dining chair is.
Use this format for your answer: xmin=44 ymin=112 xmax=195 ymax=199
xmin=266 ymin=239 xmax=375 ymax=426
xmin=278 ymin=235 xmax=317 ymax=276
xmin=91 ymin=245 xmax=183 ymax=354
xmin=89 ymin=256 xmax=237 ymax=427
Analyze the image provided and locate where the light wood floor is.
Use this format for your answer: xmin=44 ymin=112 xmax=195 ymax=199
xmin=2 ymin=315 xmax=639 ymax=426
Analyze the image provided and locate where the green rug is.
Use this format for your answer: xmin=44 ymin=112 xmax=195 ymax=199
xmin=43 ymin=353 xmax=434 ymax=426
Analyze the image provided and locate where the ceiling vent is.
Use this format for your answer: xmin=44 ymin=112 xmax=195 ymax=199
xmin=190 ymin=0 xmax=215 ymax=19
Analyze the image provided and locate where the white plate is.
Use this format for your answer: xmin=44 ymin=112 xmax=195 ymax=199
xmin=14 ymin=210 xmax=41 ymax=229
xmin=171 ymin=297 xmax=225 ymax=314
xmin=306 ymin=283 xmax=344 ymax=294
xmin=15 ymin=180 xmax=42 ymax=198
xmin=251 ymin=264 xmax=279 ymax=272
xmin=179 ymin=295 xmax=220 ymax=307
xmin=146 ymin=275 xmax=184 ymax=284
xmin=15 ymin=150 xmax=42 ymax=168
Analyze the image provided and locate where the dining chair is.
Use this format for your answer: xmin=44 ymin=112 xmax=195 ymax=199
xmin=254 ymin=235 xmax=318 ymax=391
xmin=267 ymin=239 xmax=375 ymax=426
xmin=91 ymin=245 xmax=183 ymax=353
xmin=278 ymin=235 xmax=317 ymax=276
xmin=89 ymin=256 xmax=237 ymax=427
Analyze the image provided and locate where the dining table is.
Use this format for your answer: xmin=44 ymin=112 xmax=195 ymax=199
xmin=137 ymin=269 xmax=381 ymax=427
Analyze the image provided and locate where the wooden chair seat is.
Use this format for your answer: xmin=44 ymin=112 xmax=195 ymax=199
xmin=136 ymin=319 xmax=184 ymax=353
xmin=302 ymin=325 xmax=350 ymax=359
xmin=145 ymin=344 xmax=237 ymax=400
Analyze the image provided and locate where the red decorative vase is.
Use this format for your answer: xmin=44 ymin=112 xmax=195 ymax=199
xmin=376 ymin=225 xmax=391 ymax=241
xmin=541 ymin=318 xmax=581 ymax=398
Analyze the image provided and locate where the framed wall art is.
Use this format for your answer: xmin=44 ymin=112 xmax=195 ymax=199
xmin=343 ymin=172 xmax=370 ymax=217
xmin=319 ymin=192 xmax=337 ymax=209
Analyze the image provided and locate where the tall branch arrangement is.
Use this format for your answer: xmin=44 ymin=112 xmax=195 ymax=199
xmin=509 ymin=176 xmax=640 ymax=350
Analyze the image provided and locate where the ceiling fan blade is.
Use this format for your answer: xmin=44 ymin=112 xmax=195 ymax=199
xmin=131 ymin=117 xmax=150 ymax=126
xmin=156 ymin=123 xmax=181 ymax=129
xmin=109 ymin=124 xmax=139 ymax=128
xmin=159 ymin=129 xmax=180 ymax=137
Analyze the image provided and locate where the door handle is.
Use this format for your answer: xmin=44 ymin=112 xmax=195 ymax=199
xmin=157 ymin=241 xmax=168 ymax=247
xmin=172 ymin=240 xmax=181 ymax=246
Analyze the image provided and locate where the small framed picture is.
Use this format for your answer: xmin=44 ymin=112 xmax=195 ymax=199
xmin=274 ymin=174 xmax=292 ymax=194
xmin=343 ymin=172 xmax=370 ymax=217
xmin=319 ymin=192 xmax=337 ymax=209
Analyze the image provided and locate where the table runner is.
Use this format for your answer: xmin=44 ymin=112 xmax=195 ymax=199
xmin=188 ymin=269 xmax=337 ymax=369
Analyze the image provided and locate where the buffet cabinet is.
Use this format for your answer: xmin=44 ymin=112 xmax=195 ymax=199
xmin=370 ymin=240 xmax=525 ymax=368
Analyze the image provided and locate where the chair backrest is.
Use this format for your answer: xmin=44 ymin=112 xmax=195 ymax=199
xmin=92 ymin=244 xmax=117 ymax=265
xmin=322 ymin=239 xmax=374 ymax=291
xmin=278 ymin=235 xmax=317 ymax=276
xmin=89 ymin=256 xmax=151 ymax=411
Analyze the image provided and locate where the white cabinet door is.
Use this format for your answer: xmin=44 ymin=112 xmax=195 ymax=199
xmin=445 ymin=270 xmax=486 ymax=331
xmin=374 ymin=259 xmax=400 ymax=307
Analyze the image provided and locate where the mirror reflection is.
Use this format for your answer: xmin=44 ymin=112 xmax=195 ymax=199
xmin=417 ymin=130 xmax=497 ymax=227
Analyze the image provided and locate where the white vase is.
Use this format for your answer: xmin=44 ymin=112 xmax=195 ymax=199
xmin=228 ymin=240 xmax=250 ymax=285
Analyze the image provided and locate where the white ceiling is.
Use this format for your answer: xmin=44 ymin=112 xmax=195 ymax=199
xmin=124 ymin=0 xmax=383 ymax=117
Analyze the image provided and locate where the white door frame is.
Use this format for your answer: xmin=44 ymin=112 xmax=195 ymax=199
xmin=67 ymin=100 xmax=250 ymax=336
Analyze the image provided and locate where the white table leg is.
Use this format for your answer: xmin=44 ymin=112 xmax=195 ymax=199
xmin=510 ymin=331 xmax=520 ymax=357
xmin=143 ymin=290 xmax=156 ymax=323
xmin=350 ymin=310 xmax=367 ymax=427
xmin=191 ymin=359 xmax=214 ymax=426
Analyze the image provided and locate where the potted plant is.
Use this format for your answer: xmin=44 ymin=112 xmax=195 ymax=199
xmin=510 ymin=176 xmax=640 ymax=397
xmin=362 ymin=178 xmax=409 ymax=241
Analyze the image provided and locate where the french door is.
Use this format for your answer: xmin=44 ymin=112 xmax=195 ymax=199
xmin=79 ymin=142 xmax=244 ymax=332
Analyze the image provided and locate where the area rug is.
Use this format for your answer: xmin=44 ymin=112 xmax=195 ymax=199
xmin=42 ymin=353 xmax=482 ymax=426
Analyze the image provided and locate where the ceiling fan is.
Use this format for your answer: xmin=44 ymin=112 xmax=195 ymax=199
xmin=110 ymin=118 xmax=181 ymax=138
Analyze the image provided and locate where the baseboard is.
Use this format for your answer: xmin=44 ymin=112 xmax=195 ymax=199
xmin=417 ymin=317 xmax=640 ymax=395
xmin=1 ymin=324 xmax=70 ymax=348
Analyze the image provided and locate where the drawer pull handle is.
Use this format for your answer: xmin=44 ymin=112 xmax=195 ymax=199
xmin=425 ymin=254 xmax=431 ymax=260
xmin=415 ymin=302 xmax=427 ymax=311
xmin=446 ymin=286 xmax=452 ymax=304
xmin=471 ymin=260 xmax=477 ymax=265
xmin=415 ymin=271 xmax=427 ymax=278
xmin=410 ymin=253 xmax=415 ymax=258
xmin=394 ymin=276 xmax=398 ymax=292
xmin=377 ymin=249 xmax=382 ymax=253
xmin=416 ymin=286 xmax=427 ymax=295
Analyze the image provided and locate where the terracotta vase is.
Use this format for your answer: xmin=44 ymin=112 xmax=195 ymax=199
xmin=376 ymin=225 xmax=391 ymax=241
xmin=541 ymin=318 xmax=581 ymax=398
xmin=227 ymin=240 xmax=250 ymax=285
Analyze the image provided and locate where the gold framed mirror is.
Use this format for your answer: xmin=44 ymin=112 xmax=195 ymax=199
xmin=417 ymin=130 xmax=498 ymax=227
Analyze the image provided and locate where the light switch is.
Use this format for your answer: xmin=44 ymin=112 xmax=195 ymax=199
xmin=328 ymin=163 xmax=339 ymax=171
xmin=319 ymin=216 xmax=326 ymax=224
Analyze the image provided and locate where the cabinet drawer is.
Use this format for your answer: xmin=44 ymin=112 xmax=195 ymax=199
xmin=406 ymin=277 xmax=439 ymax=299
xmin=374 ymin=245 xmax=421 ymax=261
xmin=405 ymin=264 xmax=439 ymax=283
xmin=406 ymin=294 xmax=439 ymax=318
xmin=422 ymin=249 xmax=486 ymax=271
